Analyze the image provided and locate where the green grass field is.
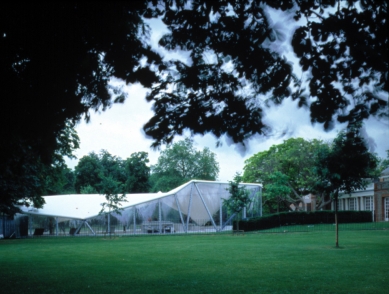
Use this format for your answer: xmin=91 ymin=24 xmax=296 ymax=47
xmin=1 ymin=231 xmax=388 ymax=293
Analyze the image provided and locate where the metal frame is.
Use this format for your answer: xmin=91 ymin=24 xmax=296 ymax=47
xmin=174 ymin=194 xmax=186 ymax=232
xmin=75 ymin=220 xmax=95 ymax=236
xmin=18 ymin=181 xmax=262 ymax=236
xmin=185 ymin=184 xmax=194 ymax=232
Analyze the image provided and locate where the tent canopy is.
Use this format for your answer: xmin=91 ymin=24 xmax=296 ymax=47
xmin=19 ymin=180 xmax=262 ymax=221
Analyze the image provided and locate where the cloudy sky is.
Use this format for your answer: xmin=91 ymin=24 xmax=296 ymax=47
xmin=65 ymin=7 xmax=389 ymax=181
xmin=65 ymin=80 xmax=388 ymax=181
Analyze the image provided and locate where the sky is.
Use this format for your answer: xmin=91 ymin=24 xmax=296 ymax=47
xmin=65 ymin=80 xmax=388 ymax=181
xmin=65 ymin=5 xmax=389 ymax=181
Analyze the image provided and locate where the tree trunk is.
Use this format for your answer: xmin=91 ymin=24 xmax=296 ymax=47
xmin=335 ymin=190 xmax=339 ymax=248
xmin=236 ymin=212 xmax=240 ymax=231
xmin=108 ymin=212 xmax=111 ymax=238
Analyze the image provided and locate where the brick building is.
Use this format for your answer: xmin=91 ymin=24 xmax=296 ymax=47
xmin=374 ymin=167 xmax=389 ymax=221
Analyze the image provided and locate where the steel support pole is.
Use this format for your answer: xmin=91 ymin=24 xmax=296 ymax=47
xmin=75 ymin=220 xmax=84 ymax=234
xmin=133 ymin=207 xmax=136 ymax=234
xmin=55 ymin=217 xmax=58 ymax=236
xmin=219 ymin=185 xmax=223 ymax=232
xmin=174 ymin=194 xmax=185 ymax=232
xmin=186 ymin=183 xmax=194 ymax=233
xmin=158 ymin=199 xmax=162 ymax=234
xmin=108 ymin=213 xmax=111 ymax=234
xmin=221 ymin=213 xmax=236 ymax=231
xmin=29 ymin=216 xmax=33 ymax=236
xmin=84 ymin=221 xmax=96 ymax=235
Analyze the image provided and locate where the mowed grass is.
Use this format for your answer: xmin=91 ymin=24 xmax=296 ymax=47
xmin=1 ymin=231 xmax=388 ymax=294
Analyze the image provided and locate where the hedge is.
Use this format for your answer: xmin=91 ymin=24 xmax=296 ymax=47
xmin=234 ymin=210 xmax=373 ymax=232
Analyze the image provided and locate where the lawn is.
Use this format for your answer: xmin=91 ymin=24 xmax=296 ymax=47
xmin=0 ymin=231 xmax=388 ymax=293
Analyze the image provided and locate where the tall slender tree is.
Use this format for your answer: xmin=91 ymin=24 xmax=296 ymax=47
xmin=314 ymin=124 xmax=378 ymax=247
xmin=224 ymin=173 xmax=251 ymax=232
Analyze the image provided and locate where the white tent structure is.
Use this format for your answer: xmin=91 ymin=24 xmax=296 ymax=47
xmin=15 ymin=180 xmax=262 ymax=237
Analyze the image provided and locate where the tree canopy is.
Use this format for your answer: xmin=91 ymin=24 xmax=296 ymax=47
xmin=1 ymin=1 xmax=387 ymax=213
xmin=74 ymin=150 xmax=150 ymax=194
xmin=144 ymin=0 xmax=388 ymax=146
xmin=124 ymin=152 xmax=151 ymax=193
xmin=243 ymin=133 xmax=378 ymax=215
xmin=0 ymin=3 xmax=159 ymax=213
xmin=314 ymin=125 xmax=379 ymax=199
xmin=150 ymin=138 xmax=219 ymax=192
xmin=313 ymin=123 xmax=378 ymax=247
xmin=0 ymin=121 xmax=79 ymax=215
xmin=243 ymin=138 xmax=328 ymax=213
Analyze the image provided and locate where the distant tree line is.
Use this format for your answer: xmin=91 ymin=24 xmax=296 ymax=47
xmin=43 ymin=139 xmax=219 ymax=195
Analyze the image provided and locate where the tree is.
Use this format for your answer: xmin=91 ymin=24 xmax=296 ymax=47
xmin=150 ymin=138 xmax=219 ymax=192
xmin=75 ymin=150 xmax=151 ymax=194
xmin=223 ymin=173 xmax=251 ymax=232
xmin=98 ymin=176 xmax=127 ymax=237
xmin=43 ymin=122 xmax=80 ymax=195
xmin=44 ymin=165 xmax=76 ymax=195
xmin=243 ymin=138 xmax=329 ymax=213
xmin=75 ymin=150 xmax=127 ymax=193
xmin=2 ymin=1 xmax=387 ymax=213
xmin=75 ymin=150 xmax=126 ymax=194
xmin=0 ymin=3 xmax=160 ymax=214
xmin=292 ymin=1 xmax=387 ymax=128
xmin=314 ymin=124 xmax=378 ymax=247
xmin=378 ymin=150 xmax=389 ymax=173
xmin=99 ymin=150 xmax=127 ymax=188
xmin=75 ymin=150 xmax=129 ymax=236
xmin=144 ymin=0 xmax=388 ymax=146
xmin=0 ymin=121 xmax=79 ymax=215
xmin=80 ymin=185 xmax=98 ymax=194
xmin=124 ymin=152 xmax=150 ymax=193
xmin=75 ymin=152 xmax=103 ymax=193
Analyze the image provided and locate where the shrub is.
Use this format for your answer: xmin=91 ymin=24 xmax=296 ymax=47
xmin=235 ymin=210 xmax=372 ymax=231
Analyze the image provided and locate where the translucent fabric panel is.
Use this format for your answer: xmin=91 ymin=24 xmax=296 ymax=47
xmin=172 ymin=184 xmax=208 ymax=226
xmin=194 ymin=182 xmax=225 ymax=216
xmin=188 ymin=186 xmax=211 ymax=226
xmin=160 ymin=195 xmax=181 ymax=222
xmin=112 ymin=206 xmax=134 ymax=227
xmin=136 ymin=200 xmax=159 ymax=222
xmin=172 ymin=183 xmax=193 ymax=217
